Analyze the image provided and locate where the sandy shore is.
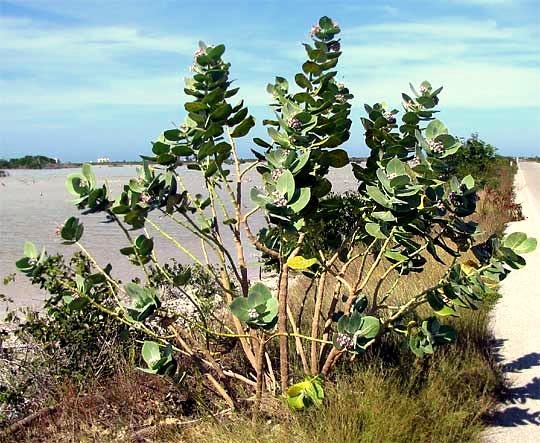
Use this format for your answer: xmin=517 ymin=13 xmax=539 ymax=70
xmin=483 ymin=161 xmax=540 ymax=442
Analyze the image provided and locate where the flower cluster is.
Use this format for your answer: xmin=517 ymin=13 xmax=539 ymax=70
xmin=288 ymin=118 xmax=302 ymax=130
xmin=428 ymin=139 xmax=445 ymax=154
xmin=271 ymin=168 xmax=284 ymax=181
xmin=248 ymin=308 xmax=259 ymax=320
xmin=336 ymin=332 xmax=354 ymax=350
xmin=384 ymin=111 xmax=396 ymax=124
xmin=409 ymin=158 xmax=420 ymax=168
xmin=335 ymin=93 xmax=347 ymax=103
xmin=140 ymin=192 xmax=152 ymax=204
xmin=436 ymin=199 xmax=446 ymax=215
xmin=448 ymin=191 xmax=459 ymax=205
xmin=440 ymin=293 xmax=452 ymax=304
xmin=328 ymin=41 xmax=341 ymax=52
xmin=272 ymin=191 xmax=288 ymax=207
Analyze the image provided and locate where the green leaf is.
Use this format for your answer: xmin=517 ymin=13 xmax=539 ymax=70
xmin=156 ymin=153 xmax=176 ymax=165
xmin=210 ymin=103 xmax=232 ymax=121
xmin=267 ymin=127 xmax=289 ymax=146
xmin=366 ymin=186 xmax=390 ymax=208
xmin=229 ymin=297 xmax=251 ymax=322
xmin=403 ymin=112 xmax=419 ymax=125
xmin=386 ymin=157 xmax=406 ymax=176
xmin=23 ymin=241 xmax=38 ymax=259
xmin=206 ymin=44 xmax=225 ymax=60
xmin=366 ymin=222 xmax=387 ymax=239
xmin=322 ymin=149 xmax=349 ymax=168
xmin=384 ymin=250 xmax=408 ymax=262
xmin=253 ymin=137 xmax=272 ymax=148
xmin=248 ymin=282 xmax=272 ymax=306
xmin=163 ymin=129 xmax=182 ymax=141
xmin=427 ymin=292 xmax=459 ymax=317
xmin=204 ymin=162 xmax=218 ymax=178
xmin=82 ymin=163 xmax=96 ymax=189
xmin=68 ymin=297 xmax=89 ymax=311
xmin=171 ymin=145 xmax=194 ymax=157
xmin=129 ymin=179 xmax=146 ymax=193
xmin=185 ymin=102 xmax=207 ymax=112
xmin=276 ymin=169 xmax=295 ymax=198
xmin=261 ymin=297 xmax=278 ymax=326
xmin=231 ymin=116 xmax=255 ymax=138
xmin=227 ymin=107 xmax=248 ymax=126
xmin=141 ymin=341 xmax=161 ymax=368
xmin=152 ymin=142 xmax=170 ymax=155
xmin=425 ymin=119 xmax=447 ymax=140
xmin=287 ymin=377 xmax=324 ymax=410
xmin=66 ymin=173 xmax=88 ymax=196
xmin=295 ymin=73 xmax=311 ymax=89
xmin=371 ymin=211 xmax=397 ymax=222
xmin=319 ymin=16 xmax=334 ymax=28
xmin=287 ymin=256 xmax=318 ymax=270
xmin=288 ymin=187 xmax=311 ymax=212
xmin=172 ymin=269 xmax=191 ymax=286
xmin=302 ymin=61 xmax=322 ymax=76
xmin=60 ymin=217 xmax=84 ymax=243
xmin=461 ymin=175 xmax=475 ymax=189
xmin=357 ymin=316 xmax=380 ymax=340
xmin=503 ymin=232 xmax=537 ymax=254
xmin=250 ymin=187 xmax=272 ymax=207
xmin=291 ymin=152 xmax=310 ymax=174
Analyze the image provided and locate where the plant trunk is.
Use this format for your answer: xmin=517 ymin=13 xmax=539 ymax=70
xmin=310 ymin=271 xmax=327 ymax=374
xmin=252 ymin=335 xmax=266 ymax=423
xmin=278 ymin=262 xmax=289 ymax=394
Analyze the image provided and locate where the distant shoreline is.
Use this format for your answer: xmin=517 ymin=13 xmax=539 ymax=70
xmin=0 ymin=161 xmax=143 ymax=170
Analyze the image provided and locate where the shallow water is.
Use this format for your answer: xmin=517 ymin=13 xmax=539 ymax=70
xmin=0 ymin=164 xmax=358 ymax=310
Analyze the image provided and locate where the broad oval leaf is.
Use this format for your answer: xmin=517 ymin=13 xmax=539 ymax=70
xmin=287 ymin=255 xmax=318 ymax=270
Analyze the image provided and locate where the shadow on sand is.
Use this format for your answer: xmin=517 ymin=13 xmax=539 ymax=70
xmin=486 ymin=351 xmax=540 ymax=427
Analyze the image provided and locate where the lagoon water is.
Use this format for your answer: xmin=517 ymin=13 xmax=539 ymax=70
xmin=0 ymin=164 xmax=358 ymax=311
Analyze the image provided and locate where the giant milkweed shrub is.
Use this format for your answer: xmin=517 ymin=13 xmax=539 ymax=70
xmin=17 ymin=17 xmax=536 ymax=415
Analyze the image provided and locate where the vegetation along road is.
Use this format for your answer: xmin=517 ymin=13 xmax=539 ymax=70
xmin=485 ymin=160 xmax=540 ymax=442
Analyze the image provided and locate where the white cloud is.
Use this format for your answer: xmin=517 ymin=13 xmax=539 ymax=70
xmin=1 ymin=13 xmax=538 ymax=112
xmin=0 ymin=17 xmax=195 ymax=54
xmin=345 ymin=62 xmax=540 ymax=109
xmin=337 ymin=17 xmax=539 ymax=109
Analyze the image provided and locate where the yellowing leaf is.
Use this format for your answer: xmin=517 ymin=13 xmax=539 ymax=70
xmin=461 ymin=260 xmax=478 ymax=276
xmin=287 ymin=256 xmax=317 ymax=270
xmin=417 ymin=194 xmax=426 ymax=210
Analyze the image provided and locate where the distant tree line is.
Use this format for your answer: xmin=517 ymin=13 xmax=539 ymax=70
xmin=0 ymin=155 xmax=58 ymax=169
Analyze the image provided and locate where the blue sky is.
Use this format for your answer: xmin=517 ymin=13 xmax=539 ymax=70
xmin=1 ymin=0 xmax=539 ymax=161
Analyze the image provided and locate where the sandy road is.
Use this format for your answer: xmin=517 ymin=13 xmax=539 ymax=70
xmin=484 ymin=161 xmax=540 ymax=442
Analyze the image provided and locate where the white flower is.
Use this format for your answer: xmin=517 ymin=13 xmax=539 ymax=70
xmin=248 ymin=308 xmax=259 ymax=320
xmin=288 ymin=118 xmax=302 ymax=130
xmin=310 ymin=24 xmax=321 ymax=36
xmin=140 ymin=192 xmax=152 ymax=203
xmin=384 ymin=111 xmax=396 ymax=123
xmin=271 ymin=168 xmax=284 ymax=181
xmin=336 ymin=332 xmax=354 ymax=350
xmin=428 ymin=139 xmax=445 ymax=154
